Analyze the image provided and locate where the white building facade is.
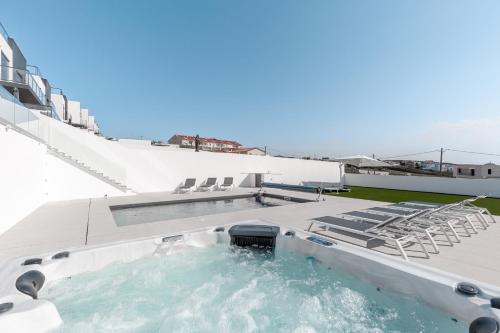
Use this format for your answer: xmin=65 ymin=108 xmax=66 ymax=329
xmin=453 ymin=163 xmax=500 ymax=179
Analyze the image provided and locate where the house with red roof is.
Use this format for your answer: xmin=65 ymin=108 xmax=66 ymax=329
xmin=168 ymin=134 xmax=242 ymax=151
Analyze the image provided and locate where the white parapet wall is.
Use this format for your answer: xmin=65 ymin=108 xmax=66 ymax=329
xmin=345 ymin=173 xmax=500 ymax=198
xmin=128 ymin=149 xmax=343 ymax=192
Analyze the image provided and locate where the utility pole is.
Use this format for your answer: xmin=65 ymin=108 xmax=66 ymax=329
xmin=439 ymin=147 xmax=444 ymax=176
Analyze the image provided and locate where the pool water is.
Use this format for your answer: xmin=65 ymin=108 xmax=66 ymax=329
xmin=41 ymin=244 xmax=467 ymax=333
xmin=111 ymin=197 xmax=290 ymax=227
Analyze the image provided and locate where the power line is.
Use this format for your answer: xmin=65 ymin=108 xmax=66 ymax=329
xmin=380 ymin=149 xmax=441 ymax=160
xmin=266 ymin=146 xmax=500 ymax=161
xmin=446 ymin=149 xmax=500 ymax=158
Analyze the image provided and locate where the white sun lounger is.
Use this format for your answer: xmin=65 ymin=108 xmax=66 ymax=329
xmin=308 ymin=214 xmax=430 ymax=260
xmin=343 ymin=210 xmax=451 ymax=253
xmin=392 ymin=201 xmax=481 ymax=234
xmin=368 ymin=204 xmax=469 ymax=244
xmin=402 ymin=196 xmax=493 ymax=230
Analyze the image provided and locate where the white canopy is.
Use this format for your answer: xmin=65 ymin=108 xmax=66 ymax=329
xmin=334 ymin=155 xmax=391 ymax=168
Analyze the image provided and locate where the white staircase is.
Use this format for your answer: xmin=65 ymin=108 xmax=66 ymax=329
xmin=0 ymin=109 xmax=133 ymax=194
xmin=47 ymin=147 xmax=133 ymax=193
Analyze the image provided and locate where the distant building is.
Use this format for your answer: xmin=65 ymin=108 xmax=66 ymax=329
xmin=0 ymin=21 xmax=101 ymax=134
xmin=453 ymin=163 xmax=500 ymax=179
xmin=0 ymin=25 xmax=51 ymax=111
xmin=223 ymin=147 xmax=266 ymax=156
xmin=387 ymin=160 xmax=419 ymax=168
xmin=168 ymin=134 xmax=242 ymax=151
xmin=420 ymin=161 xmax=454 ymax=173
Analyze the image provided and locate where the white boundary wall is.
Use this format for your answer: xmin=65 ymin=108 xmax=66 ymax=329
xmin=130 ymin=149 xmax=343 ymax=192
xmin=0 ymin=122 xmax=126 ymax=235
xmin=345 ymin=174 xmax=500 ymax=198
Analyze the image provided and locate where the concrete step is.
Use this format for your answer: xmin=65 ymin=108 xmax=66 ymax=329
xmin=47 ymin=147 xmax=132 ymax=193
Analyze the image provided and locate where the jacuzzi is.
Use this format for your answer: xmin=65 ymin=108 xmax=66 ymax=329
xmin=0 ymin=221 xmax=499 ymax=332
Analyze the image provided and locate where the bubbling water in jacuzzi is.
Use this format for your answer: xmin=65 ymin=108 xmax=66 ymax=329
xmin=41 ymin=243 xmax=466 ymax=333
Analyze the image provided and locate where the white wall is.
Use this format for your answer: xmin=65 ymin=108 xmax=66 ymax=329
xmin=80 ymin=108 xmax=89 ymax=128
xmin=116 ymin=148 xmax=343 ymax=193
xmin=67 ymin=100 xmax=81 ymax=125
xmin=44 ymin=153 xmax=125 ymax=202
xmin=345 ymin=173 xmax=500 ymax=198
xmin=0 ymin=121 xmax=126 ymax=235
xmin=118 ymin=138 xmax=152 ymax=147
xmin=0 ymin=33 xmax=13 ymax=78
xmin=88 ymin=115 xmax=95 ymax=131
xmin=28 ymin=112 xmax=343 ymax=193
xmin=0 ymin=123 xmax=46 ymax=234
xmin=51 ymin=94 xmax=66 ymax=120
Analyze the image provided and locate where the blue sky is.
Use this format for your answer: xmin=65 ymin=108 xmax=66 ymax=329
xmin=3 ymin=1 xmax=500 ymax=163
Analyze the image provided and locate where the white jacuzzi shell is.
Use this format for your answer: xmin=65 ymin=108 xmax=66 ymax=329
xmin=0 ymin=220 xmax=499 ymax=332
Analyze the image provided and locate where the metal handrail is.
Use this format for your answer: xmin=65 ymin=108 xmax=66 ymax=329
xmin=26 ymin=65 xmax=42 ymax=76
xmin=0 ymin=64 xmax=47 ymax=105
xmin=51 ymin=86 xmax=64 ymax=95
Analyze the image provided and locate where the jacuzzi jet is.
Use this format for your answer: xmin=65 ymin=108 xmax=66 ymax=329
xmin=229 ymin=224 xmax=279 ymax=250
xmin=52 ymin=251 xmax=70 ymax=260
xmin=491 ymin=298 xmax=500 ymax=310
xmin=21 ymin=258 xmax=42 ymax=266
xmin=469 ymin=317 xmax=499 ymax=333
xmin=456 ymin=282 xmax=480 ymax=296
xmin=15 ymin=270 xmax=45 ymax=299
xmin=0 ymin=302 xmax=13 ymax=314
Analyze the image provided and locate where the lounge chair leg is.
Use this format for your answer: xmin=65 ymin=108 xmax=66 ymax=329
xmin=476 ymin=213 xmax=490 ymax=230
xmin=395 ymin=240 xmax=408 ymax=261
xmin=307 ymin=222 xmax=313 ymax=232
xmin=425 ymin=229 xmax=439 ymax=254
xmin=440 ymin=225 xmax=453 ymax=246
xmin=414 ymin=233 xmax=430 ymax=259
xmin=476 ymin=213 xmax=489 ymax=228
xmin=448 ymin=222 xmax=461 ymax=243
xmin=466 ymin=216 xmax=478 ymax=233
xmin=486 ymin=210 xmax=496 ymax=223
xmin=461 ymin=220 xmax=471 ymax=236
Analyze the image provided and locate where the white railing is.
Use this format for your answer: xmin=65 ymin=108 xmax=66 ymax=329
xmin=0 ymin=65 xmax=47 ymax=105
xmin=0 ymin=88 xmax=127 ymax=186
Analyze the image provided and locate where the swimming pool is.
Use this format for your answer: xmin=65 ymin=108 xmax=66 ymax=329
xmin=1 ymin=223 xmax=498 ymax=333
xmin=111 ymin=194 xmax=300 ymax=226
xmin=41 ymin=244 xmax=465 ymax=332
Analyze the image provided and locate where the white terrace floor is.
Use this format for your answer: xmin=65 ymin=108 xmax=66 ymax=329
xmin=0 ymin=188 xmax=499 ymax=286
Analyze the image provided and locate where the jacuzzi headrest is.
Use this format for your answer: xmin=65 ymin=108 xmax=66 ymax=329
xmin=15 ymin=270 xmax=45 ymax=299
xmin=469 ymin=317 xmax=499 ymax=333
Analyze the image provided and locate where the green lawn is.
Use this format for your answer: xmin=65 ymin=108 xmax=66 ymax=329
xmin=329 ymin=186 xmax=500 ymax=215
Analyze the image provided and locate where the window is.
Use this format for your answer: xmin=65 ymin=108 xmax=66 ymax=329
xmin=458 ymin=168 xmax=462 ymax=174
xmin=15 ymin=70 xmax=23 ymax=83
xmin=488 ymin=169 xmax=492 ymax=175
xmin=470 ymin=169 xmax=475 ymax=176
xmin=1 ymin=52 xmax=10 ymax=81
